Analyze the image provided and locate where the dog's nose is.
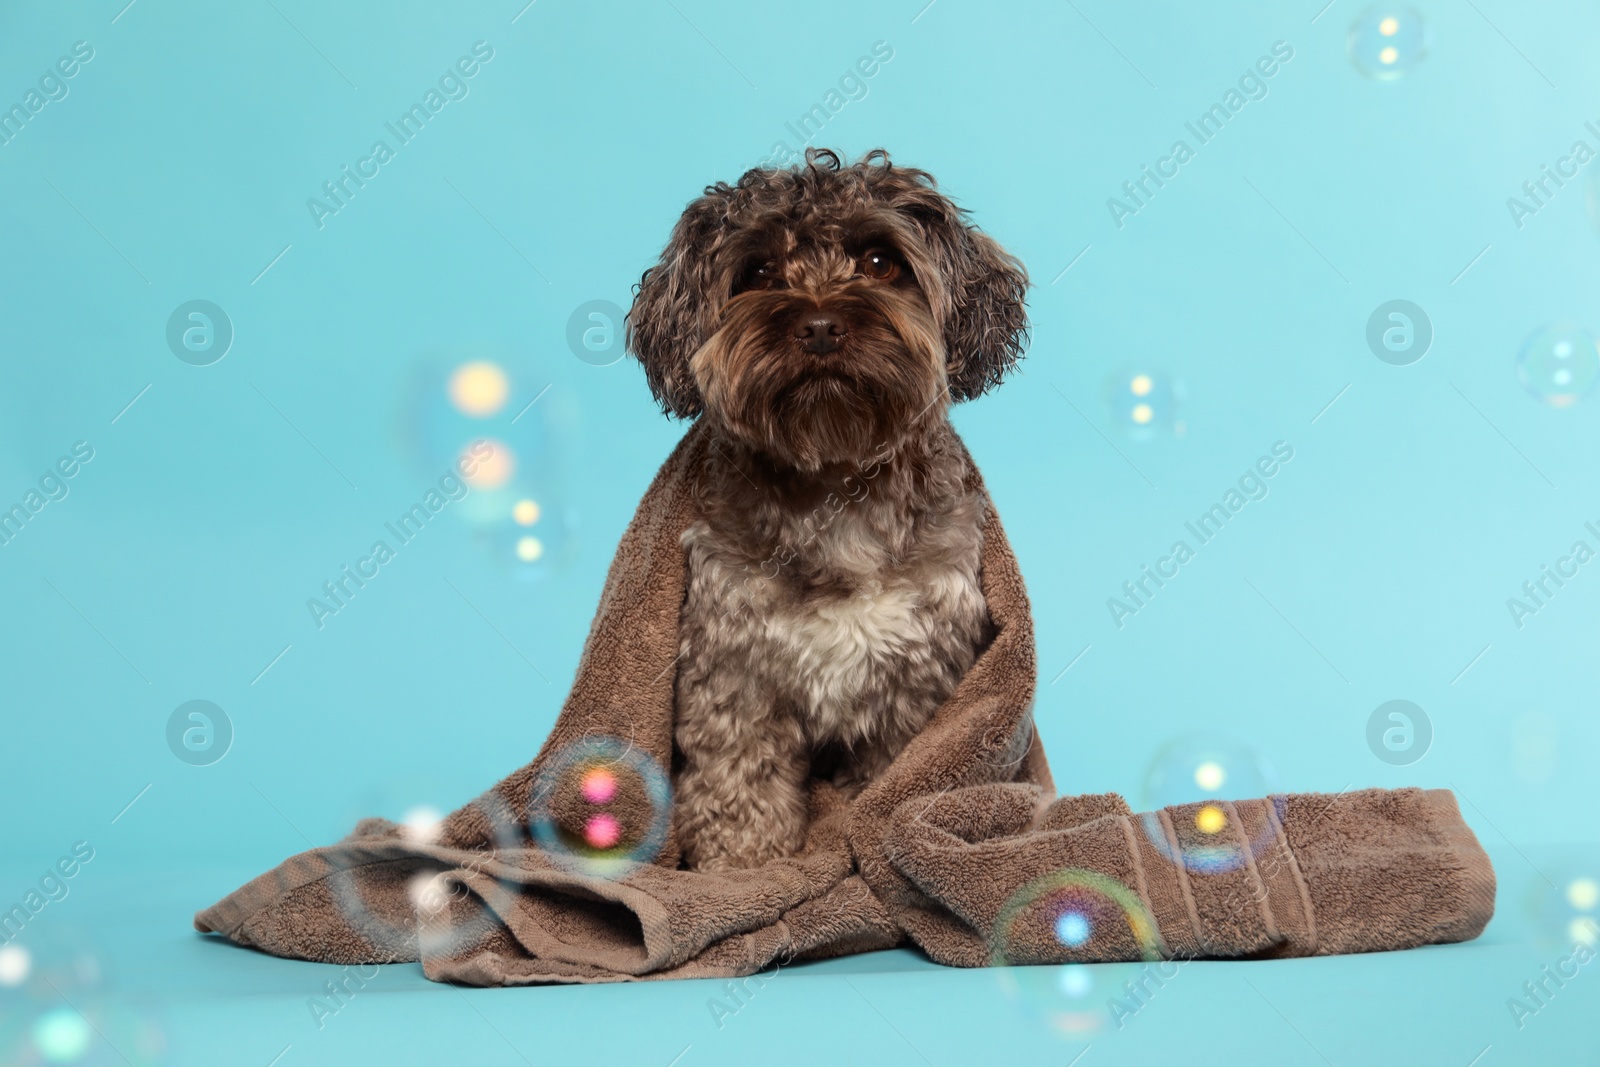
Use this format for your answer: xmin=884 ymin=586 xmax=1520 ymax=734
xmin=794 ymin=311 xmax=847 ymax=355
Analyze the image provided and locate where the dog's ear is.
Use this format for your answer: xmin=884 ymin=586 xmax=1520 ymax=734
xmin=939 ymin=222 xmax=1030 ymax=401
xmin=627 ymin=185 xmax=737 ymax=419
xmin=872 ymin=159 xmax=1030 ymax=401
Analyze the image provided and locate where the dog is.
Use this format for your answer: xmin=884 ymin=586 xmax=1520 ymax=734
xmin=626 ymin=148 xmax=1029 ymax=872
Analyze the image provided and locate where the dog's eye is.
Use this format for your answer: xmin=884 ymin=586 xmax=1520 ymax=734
xmin=736 ymin=261 xmax=783 ymax=294
xmin=856 ymin=249 xmax=901 ymax=282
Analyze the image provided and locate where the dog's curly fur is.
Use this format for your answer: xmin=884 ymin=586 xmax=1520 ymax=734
xmin=627 ymin=149 xmax=1029 ymax=871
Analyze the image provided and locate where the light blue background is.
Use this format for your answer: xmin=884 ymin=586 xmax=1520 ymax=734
xmin=1 ymin=0 xmax=1596 ymax=1064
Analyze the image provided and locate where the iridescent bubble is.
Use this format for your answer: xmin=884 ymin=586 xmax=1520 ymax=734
xmin=1516 ymin=325 xmax=1600 ymax=407
xmin=396 ymin=354 xmax=579 ymax=579
xmin=32 ymin=1009 xmax=91 ymax=1064
xmin=1524 ymin=864 xmax=1600 ymax=946
xmin=1194 ymin=804 xmax=1228 ymax=835
xmin=1348 ymin=6 xmax=1428 ymax=80
xmin=512 ymin=498 xmax=541 ymax=526
xmin=482 ymin=489 xmax=577 ymax=582
xmin=584 ymin=814 xmax=622 ymax=849
xmin=448 ymin=361 xmax=510 ymax=417
xmin=407 ymin=871 xmax=452 ymax=915
xmin=1102 ymin=368 xmax=1177 ymax=438
xmin=1140 ymin=734 xmax=1282 ymax=875
xmin=996 ymin=960 xmax=1146 ymax=1038
xmin=400 ymin=805 xmax=444 ymax=845
xmin=0 ymin=944 xmax=30 ymax=987
xmin=581 ymin=767 xmax=618 ymax=804
xmin=530 ymin=736 xmax=673 ymax=879
xmin=464 ymin=439 xmax=516 ymax=489
xmin=990 ymin=869 xmax=1161 ymax=967
xmin=1142 ymin=734 xmax=1276 ymax=809
xmin=989 ymin=869 xmax=1162 ymax=1037
xmin=1054 ymin=911 xmax=1092 ymax=948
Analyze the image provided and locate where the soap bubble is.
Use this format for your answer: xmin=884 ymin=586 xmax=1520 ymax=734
xmin=329 ymin=789 xmax=528 ymax=962
xmin=1516 ymin=325 xmax=1600 ymax=407
xmin=448 ymin=361 xmax=511 ymax=418
xmin=396 ymin=353 xmax=579 ymax=577
xmin=1348 ymin=7 xmax=1428 ymax=80
xmin=0 ymin=945 xmax=31 ymax=987
xmin=479 ymin=489 xmax=577 ymax=581
xmin=1524 ymin=864 xmax=1600 ymax=946
xmin=989 ymin=869 xmax=1162 ymax=967
xmin=31 ymin=1009 xmax=92 ymax=1064
xmin=994 ymin=960 xmax=1151 ymax=1038
xmin=400 ymin=805 xmax=444 ymax=845
xmin=529 ymin=736 xmax=673 ymax=879
xmin=1141 ymin=734 xmax=1277 ymax=810
xmin=989 ymin=869 xmax=1164 ymax=1037
xmin=1140 ymin=735 xmax=1283 ymax=875
xmin=1102 ymin=369 xmax=1178 ymax=438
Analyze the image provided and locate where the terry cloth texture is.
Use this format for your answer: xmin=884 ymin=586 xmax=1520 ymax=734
xmin=196 ymin=422 xmax=1495 ymax=983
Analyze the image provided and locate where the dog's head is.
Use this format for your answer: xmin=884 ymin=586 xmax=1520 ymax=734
xmin=627 ymin=149 xmax=1029 ymax=471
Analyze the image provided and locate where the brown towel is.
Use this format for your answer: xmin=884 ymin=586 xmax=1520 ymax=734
xmin=195 ymin=422 xmax=1495 ymax=983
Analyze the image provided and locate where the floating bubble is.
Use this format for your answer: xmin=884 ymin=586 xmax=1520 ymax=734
xmin=407 ymin=871 xmax=452 ymax=915
xmin=1516 ymin=325 xmax=1600 ymax=407
xmin=1348 ymin=6 xmax=1427 ymax=80
xmin=396 ymin=354 xmax=580 ymax=577
xmin=32 ymin=1009 xmax=91 ymax=1064
xmin=1525 ymin=864 xmax=1600 ymax=946
xmin=400 ymin=805 xmax=444 ymax=845
xmin=1194 ymin=804 xmax=1228 ymax=835
xmin=330 ymin=780 xmax=528 ymax=961
xmin=584 ymin=814 xmax=622 ymax=849
xmin=1054 ymin=911 xmax=1092 ymax=948
xmin=530 ymin=736 xmax=673 ymax=879
xmin=1140 ymin=735 xmax=1282 ymax=874
xmin=990 ymin=869 xmax=1161 ymax=967
xmin=448 ymin=361 xmax=510 ymax=417
xmin=0 ymin=944 xmax=30 ymax=987
xmin=995 ymin=960 xmax=1147 ymax=1038
xmin=464 ymin=439 xmax=516 ymax=489
xmin=989 ymin=869 xmax=1163 ymax=1037
xmin=480 ymin=490 xmax=577 ymax=582
xmin=1142 ymin=734 xmax=1276 ymax=810
xmin=1102 ymin=368 xmax=1178 ymax=438
xmin=581 ymin=767 xmax=618 ymax=804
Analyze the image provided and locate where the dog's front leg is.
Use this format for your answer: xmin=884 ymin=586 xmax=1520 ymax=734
xmin=672 ymin=657 xmax=809 ymax=872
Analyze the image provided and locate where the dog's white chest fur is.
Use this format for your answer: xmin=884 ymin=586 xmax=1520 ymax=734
xmin=679 ymin=498 xmax=988 ymax=753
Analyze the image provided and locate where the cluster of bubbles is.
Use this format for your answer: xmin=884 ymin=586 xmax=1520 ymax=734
xmin=989 ymin=869 xmax=1162 ymax=1036
xmin=0 ymin=929 xmax=165 ymax=1066
xmin=400 ymin=355 xmax=576 ymax=579
xmin=1139 ymin=734 xmax=1282 ymax=875
xmin=1348 ymin=7 xmax=1428 ymax=80
xmin=1102 ymin=369 xmax=1181 ymax=438
xmin=1516 ymin=326 xmax=1600 ymax=407
xmin=529 ymin=737 xmax=673 ymax=879
xmin=1525 ymin=868 xmax=1600 ymax=948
